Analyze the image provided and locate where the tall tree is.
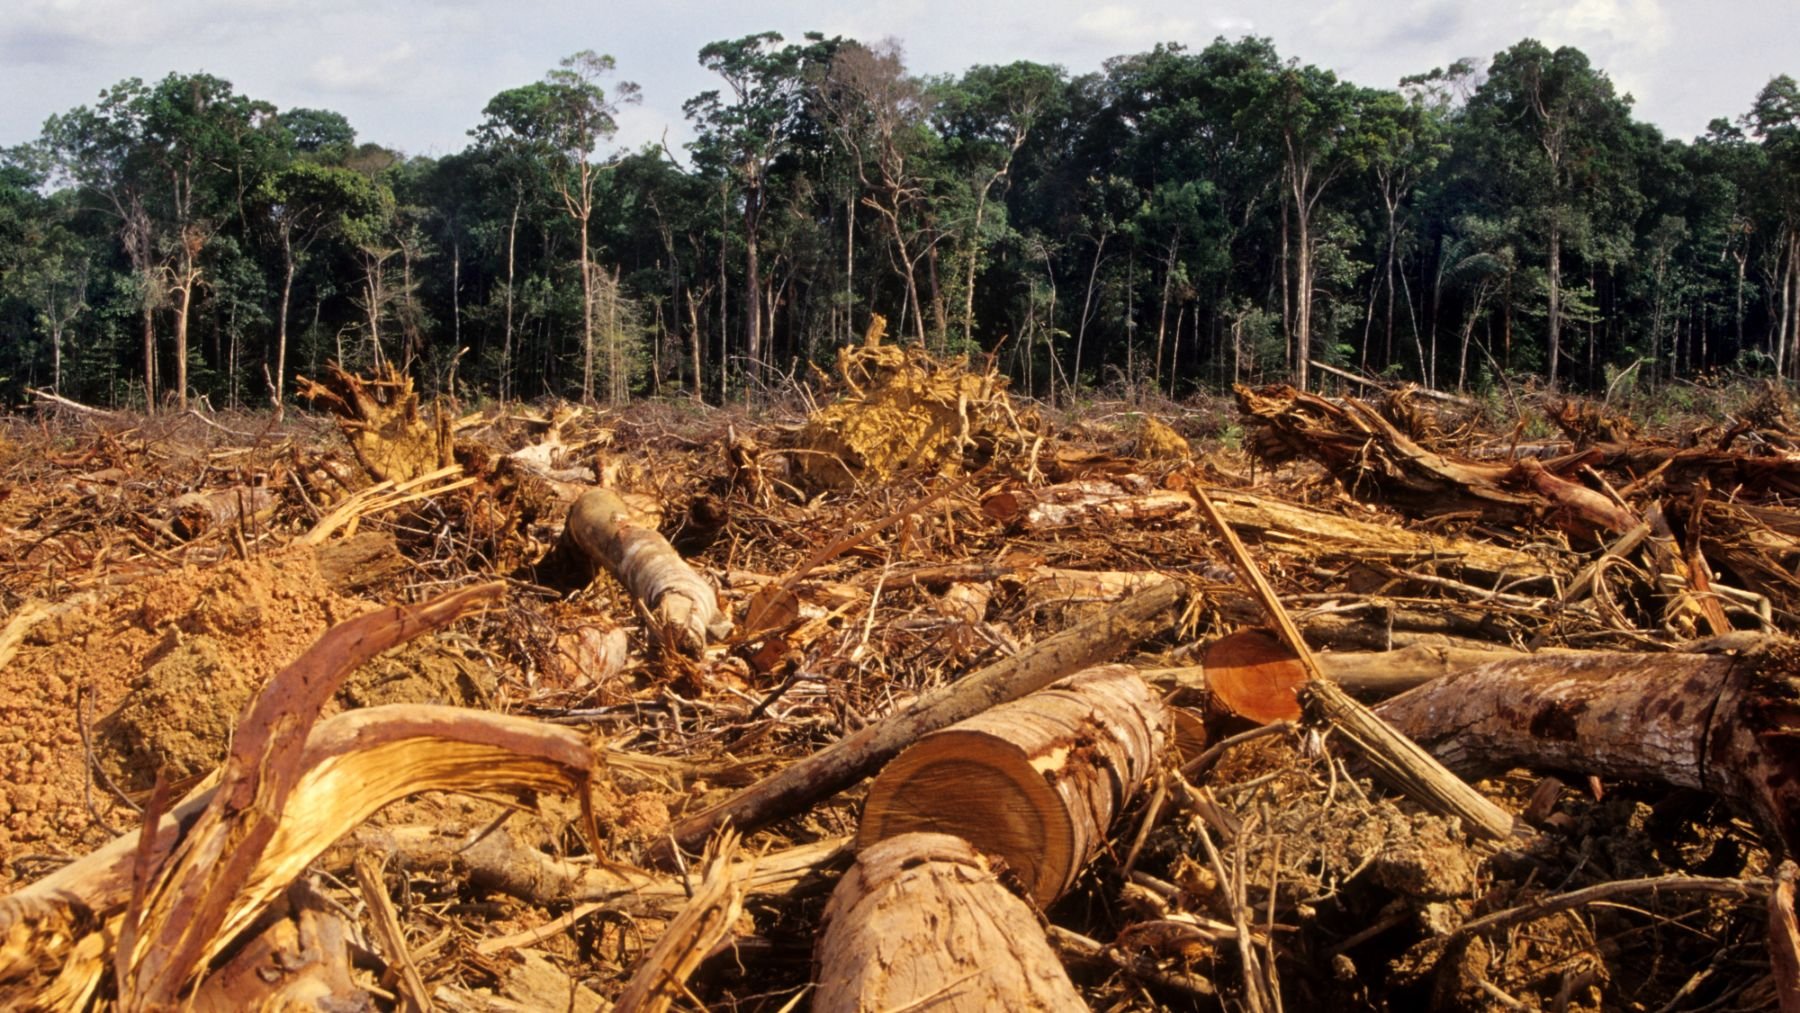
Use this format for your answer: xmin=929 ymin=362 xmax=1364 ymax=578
xmin=935 ymin=61 xmax=1059 ymax=347
xmin=255 ymin=160 xmax=381 ymax=414
xmin=1253 ymin=61 xmax=1368 ymax=391
xmin=475 ymin=52 xmax=637 ymax=402
xmin=686 ymin=32 xmax=836 ymax=385
xmin=1465 ymin=41 xmax=1634 ymax=388
xmin=43 ymin=73 xmax=277 ymax=410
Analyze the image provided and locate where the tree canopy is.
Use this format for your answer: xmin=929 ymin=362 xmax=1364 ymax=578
xmin=1 ymin=35 xmax=1796 ymax=410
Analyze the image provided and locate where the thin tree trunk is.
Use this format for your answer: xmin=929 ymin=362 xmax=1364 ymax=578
xmin=173 ymin=264 xmax=195 ymax=413
xmin=845 ymin=193 xmax=856 ymax=344
xmin=744 ymin=179 xmax=763 ymax=388
xmin=1154 ymin=235 xmax=1176 ymax=387
xmin=274 ymin=239 xmax=294 ymax=420
xmin=1547 ymin=222 xmax=1563 ymax=388
xmin=1072 ymin=232 xmax=1107 ymax=396
xmin=580 ymin=213 xmax=595 ymax=403
xmin=502 ymin=199 xmax=519 ymax=403
xmin=687 ymin=290 xmax=703 ymax=403
xmin=142 ymin=298 xmax=157 ymax=414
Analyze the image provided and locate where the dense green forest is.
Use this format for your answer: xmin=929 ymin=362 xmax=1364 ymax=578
xmin=0 ymin=33 xmax=1797 ymax=411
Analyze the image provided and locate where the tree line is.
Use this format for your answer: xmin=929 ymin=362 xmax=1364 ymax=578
xmin=1 ymin=33 xmax=1797 ymax=412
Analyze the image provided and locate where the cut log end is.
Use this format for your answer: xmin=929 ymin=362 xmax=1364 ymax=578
xmin=1204 ymin=628 xmax=1308 ymax=724
xmin=857 ymin=664 xmax=1166 ymax=906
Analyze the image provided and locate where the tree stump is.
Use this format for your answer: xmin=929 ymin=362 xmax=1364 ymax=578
xmin=857 ymin=664 xmax=1167 ymax=905
xmin=814 ymin=832 xmax=1087 ymax=1013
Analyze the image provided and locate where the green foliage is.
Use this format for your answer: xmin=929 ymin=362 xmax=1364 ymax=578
xmin=2 ymin=35 xmax=1798 ymax=409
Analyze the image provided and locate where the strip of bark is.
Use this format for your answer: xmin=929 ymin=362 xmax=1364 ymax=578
xmin=613 ymin=831 xmax=747 ymax=1013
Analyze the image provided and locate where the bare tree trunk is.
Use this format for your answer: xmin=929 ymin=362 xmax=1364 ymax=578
xmin=1154 ymin=235 xmax=1176 ymax=387
xmin=744 ymin=180 xmax=763 ymax=388
xmin=1292 ymin=182 xmax=1313 ymax=394
xmin=1072 ymin=232 xmax=1107 ymax=396
xmin=50 ymin=322 xmax=63 ymax=394
xmin=579 ymin=213 xmax=595 ymax=403
xmin=687 ymin=290 xmax=703 ymax=403
xmin=173 ymin=267 xmax=195 ymax=413
xmin=1547 ymin=222 xmax=1563 ymax=388
xmin=502 ymin=199 xmax=519 ymax=403
xmin=142 ymin=299 xmax=157 ymax=414
xmin=274 ymin=239 xmax=294 ymax=420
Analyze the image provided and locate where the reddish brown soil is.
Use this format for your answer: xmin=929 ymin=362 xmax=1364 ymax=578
xmin=0 ymin=543 xmax=366 ymax=887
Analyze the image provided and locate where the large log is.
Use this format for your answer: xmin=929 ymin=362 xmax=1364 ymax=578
xmin=566 ymin=487 xmax=730 ymax=655
xmin=1373 ymin=640 xmax=1800 ymax=852
xmin=653 ymin=579 xmax=1186 ymax=865
xmin=814 ymin=833 xmax=1087 ymax=1013
xmin=858 ymin=665 xmax=1167 ymax=906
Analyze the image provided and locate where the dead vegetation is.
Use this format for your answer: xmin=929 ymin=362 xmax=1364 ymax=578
xmin=1 ymin=354 xmax=1799 ymax=1010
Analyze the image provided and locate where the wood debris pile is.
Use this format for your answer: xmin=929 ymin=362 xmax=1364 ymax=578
xmin=1 ymin=366 xmax=1799 ymax=1010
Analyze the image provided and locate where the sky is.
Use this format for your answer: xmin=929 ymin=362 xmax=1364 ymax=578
xmin=3 ymin=0 xmax=1796 ymax=161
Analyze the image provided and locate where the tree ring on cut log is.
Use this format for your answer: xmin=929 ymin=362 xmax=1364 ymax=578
xmin=858 ymin=734 xmax=1076 ymax=904
xmin=857 ymin=664 xmax=1165 ymax=906
xmin=1205 ymin=628 xmax=1308 ymax=724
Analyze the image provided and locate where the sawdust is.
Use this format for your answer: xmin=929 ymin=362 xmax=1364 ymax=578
xmin=796 ymin=321 xmax=1018 ymax=491
xmin=0 ymin=543 xmax=368 ymax=886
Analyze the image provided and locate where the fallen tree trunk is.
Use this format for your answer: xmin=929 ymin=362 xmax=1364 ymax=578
xmin=1373 ymin=640 xmax=1800 ymax=853
xmin=1142 ymin=642 xmax=1572 ymax=702
xmin=1237 ymin=384 xmax=1639 ymax=540
xmin=858 ymin=665 xmax=1167 ymax=906
xmin=985 ymin=480 xmax=1554 ymax=584
xmin=566 ymin=488 xmax=730 ymax=656
xmin=814 ymin=833 xmax=1087 ymax=1013
xmin=653 ymin=579 xmax=1186 ymax=865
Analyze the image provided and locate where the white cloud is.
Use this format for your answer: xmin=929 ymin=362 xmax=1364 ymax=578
xmin=306 ymin=42 xmax=417 ymax=96
xmin=1072 ymin=4 xmax=1200 ymax=49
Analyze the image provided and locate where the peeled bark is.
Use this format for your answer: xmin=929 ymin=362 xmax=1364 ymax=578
xmin=858 ymin=665 xmax=1167 ymax=906
xmin=1373 ymin=640 xmax=1800 ymax=853
xmin=815 ymin=833 xmax=1087 ymax=1013
xmin=566 ymin=488 xmax=730 ymax=656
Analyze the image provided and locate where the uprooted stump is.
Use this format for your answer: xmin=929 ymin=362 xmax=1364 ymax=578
xmin=858 ymin=664 xmax=1167 ymax=906
xmin=815 ymin=832 xmax=1088 ymax=1013
xmin=297 ymin=361 xmax=454 ymax=484
xmin=795 ymin=315 xmax=1020 ymax=491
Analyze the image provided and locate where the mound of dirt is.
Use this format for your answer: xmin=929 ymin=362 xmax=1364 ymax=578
xmin=0 ymin=543 xmax=369 ymax=884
